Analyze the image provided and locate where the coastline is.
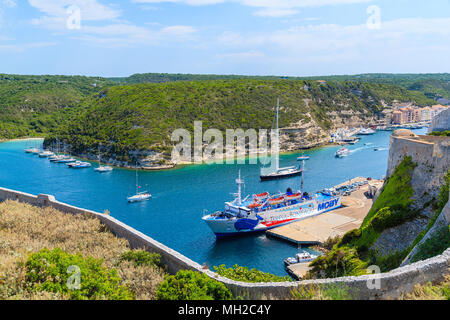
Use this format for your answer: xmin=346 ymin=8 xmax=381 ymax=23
xmin=8 ymin=136 xmax=341 ymax=172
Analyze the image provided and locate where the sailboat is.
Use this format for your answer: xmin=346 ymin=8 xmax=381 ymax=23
xmin=94 ymin=146 xmax=113 ymax=172
xmin=127 ymin=165 xmax=151 ymax=202
xmin=260 ymin=98 xmax=302 ymax=181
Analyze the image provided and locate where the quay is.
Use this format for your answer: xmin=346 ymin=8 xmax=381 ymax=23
xmin=267 ymin=177 xmax=383 ymax=245
xmin=267 ymin=177 xmax=384 ymax=279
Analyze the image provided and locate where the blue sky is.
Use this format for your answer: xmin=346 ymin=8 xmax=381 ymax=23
xmin=0 ymin=0 xmax=449 ymax=77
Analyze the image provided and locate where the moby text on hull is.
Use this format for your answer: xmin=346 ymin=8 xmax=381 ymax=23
xmin=202 ymin=171 xmax=343 ymax=237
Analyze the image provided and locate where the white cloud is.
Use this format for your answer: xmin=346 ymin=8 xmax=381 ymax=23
xmin=27 ymin=0 xmax=198 ymax=48
xmin=161 ymin=25 xmax=197 ymax=35
xmin=132 ymin=0 xmax=374 ymax=16
xmin=28 ymin=0 xmax=120 ymax=21
xmin=213 ymin=17 xmax=450 ymax=74
xmin=2 ymin=0 xmax=16 ymax=7
xmin=217 ymin=50 xmax=264 ymax=60
xmin=0 ymin=41 xmax=57 ymax=52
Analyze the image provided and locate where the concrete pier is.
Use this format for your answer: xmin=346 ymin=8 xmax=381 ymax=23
xmin=266 ymin=177 xmax=384 ymax=246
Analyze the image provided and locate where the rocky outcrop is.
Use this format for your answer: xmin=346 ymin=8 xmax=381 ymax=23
xmin=402 ymin=199 xmax=450 ymax=266
xmin=370 ymin=130 xmax=450 ymax=257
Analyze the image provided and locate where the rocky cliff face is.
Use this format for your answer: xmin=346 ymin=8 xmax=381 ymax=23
xmin=370 ymin=131 xmax=450 ymax=256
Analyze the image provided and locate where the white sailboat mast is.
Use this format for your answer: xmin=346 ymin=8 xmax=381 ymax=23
xmin=274 ymin=98 xmax=280 ymax=172
xmin=235 ymin=170 xmax=244 ymax=206
xmin=135 ymin=165 xmax=139 ymax=195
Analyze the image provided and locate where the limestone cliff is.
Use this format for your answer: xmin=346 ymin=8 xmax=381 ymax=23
xmin=370 ymin=130 xmax=449 ymax=257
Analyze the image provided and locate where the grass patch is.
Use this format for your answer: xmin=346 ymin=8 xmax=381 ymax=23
xmin=362 ymin=156 xmax=417 ymax=227
xmin=291 ymin=283 xmax=354 ymax=300
xmin=213 ymin=264 xmax=291 ymax=283
xmin=156 ymin=270 xmax=233 ymax=300
xmin=410 ymin=226 xmax=450 ymax=263
xmin=402 ymin=274 xmax=450 ymax=300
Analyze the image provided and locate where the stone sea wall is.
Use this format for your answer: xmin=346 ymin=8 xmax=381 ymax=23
xmin=0 ymin=186 xmax=448 ymax=300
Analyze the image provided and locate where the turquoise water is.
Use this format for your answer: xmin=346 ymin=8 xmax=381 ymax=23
xmin=0 ymin=128 xmax=426 ymax=276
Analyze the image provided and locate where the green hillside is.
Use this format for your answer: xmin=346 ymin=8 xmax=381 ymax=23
xmin=0 ymin=74 xmax=113 ymax=139
xmin=109 ymin=73 xmax=450 ymax=101
xmin=44 ymin=79 xmax=435 ymax=163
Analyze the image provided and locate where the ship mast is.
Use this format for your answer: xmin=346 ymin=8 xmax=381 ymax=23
xmin=301 ymin=159 xmax=305 ymax=193
xmin=274 ymin=98 xmax=280 ymax=172
xmin=235 ymin=170 xmax=244 ymax=206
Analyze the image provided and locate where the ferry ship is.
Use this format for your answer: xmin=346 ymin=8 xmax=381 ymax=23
xmin=202 ymin=171 xmax=342 ymax=237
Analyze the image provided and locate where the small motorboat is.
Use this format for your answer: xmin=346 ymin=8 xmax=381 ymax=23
xmin=67 ymin=161 xmax=91 ymax=168
xmin=49 ymin=154 xmax=69 ymax=162
xmin=260 ymin=166 xmax=302 ymax=181
xmin=127 ymin=192 xmax=152 ymax=203
xmin=24 ymin=147 xmax=40 ymax=153
xmin=335 ymin=147 xmax=350 ymax=158
xmin=357 ymin=128 xmax=375 ymax=135
xmin=38 ymin=150 xmax=54 ymax=158
xmin=284 ymin=252 xmax=318 ymax=266
xmin=94 ymin=165 xmax=113 ymax=172
xmin=57 ymin=157 xmax=77 ymax=163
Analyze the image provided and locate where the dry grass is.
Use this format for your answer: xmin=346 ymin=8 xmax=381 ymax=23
xmin=0 ymin=200 xmax=164 ymax=300
xmin=401 ymin=273 xmax=450 ymax=300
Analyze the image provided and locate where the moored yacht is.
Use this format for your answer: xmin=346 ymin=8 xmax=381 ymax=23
xmin=127 ymin=165 xmax=151 ymax=202
xmin=24 ymin=147 xmax=40 ymax=153
xmin=260 ymin=98 xmax=302 ymax=181
xmin=38 ymin=150 xmax=54 ymax=158
xmin=67 ymin=161 xmax=91 ymax=168
xmin=357 ymin=127 xmax=375 ymax=135
xmin=94 ymin=146 xmax=113 ymax=172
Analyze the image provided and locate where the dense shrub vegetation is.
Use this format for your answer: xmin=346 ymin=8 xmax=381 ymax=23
xmin=0 ymin=201 xmax=165 ymax=300
xmin=25 ymin=248 xmax=133 ymax=300
xmin=429 ymin=131 xmax=450 ymax=137
xmin=44 ymin=79 xmax=437 ymax=163
xmin=156 ymin=270 xmax=233 ymax=300
xmin=120 ymin=250 xmax=161 ymax=268
xmin=0 ymin=72 xmax=446 ymax=143
xmin=410 ymin=226 xmax=450 ymax=263
xmin=0 ymin=74 xmax=112 ymax=139
xmin=111 ymin=72 xmax=450 ymax=103
xmin=213 ymin=264 xmax=291 ymax=283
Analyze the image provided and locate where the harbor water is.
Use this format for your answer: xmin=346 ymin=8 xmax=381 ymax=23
xmin=0 ymin=128 xmax=426 ymax=276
